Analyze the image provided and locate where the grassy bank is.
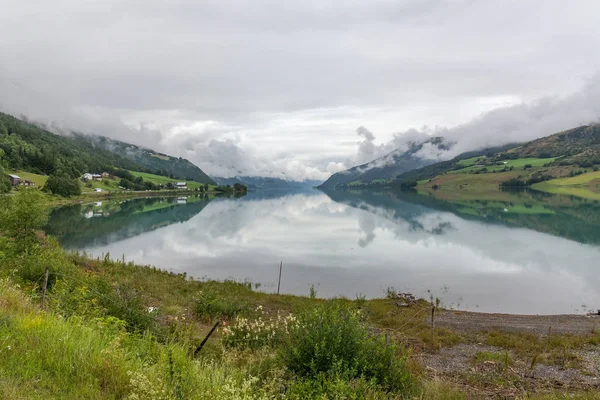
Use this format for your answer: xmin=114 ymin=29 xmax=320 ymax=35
xmin=1 ymin=190 xmax=599 ymax=398
xmin=532 ymin=171 xmax=600 ymax=200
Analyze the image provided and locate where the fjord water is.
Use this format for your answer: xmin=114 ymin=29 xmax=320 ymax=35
xmin=46 ymin=190 xmax=600 ymax=315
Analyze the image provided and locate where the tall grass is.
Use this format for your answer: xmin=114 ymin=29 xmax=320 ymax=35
xmin=0 ymin=279 xmax=280 ymax=399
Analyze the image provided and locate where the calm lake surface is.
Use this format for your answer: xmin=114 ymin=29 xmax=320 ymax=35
xmin=46 ymin=189 xmax=600 ymax=315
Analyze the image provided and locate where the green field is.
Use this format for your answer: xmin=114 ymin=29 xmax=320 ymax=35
xmin=6 ymin=170 xmax=48 ymax=188
xmin=453 ymin=157 xmax=558 ymax=174
xmin=129 ymin=170 xmax=208 ymax=190
xmin=532 ymin=171 xmax=600 ymax=200
xmin=534 ymin=170 xmax=600 ymax=186
xmin=82 ymin=178 xmax=120 ymax=192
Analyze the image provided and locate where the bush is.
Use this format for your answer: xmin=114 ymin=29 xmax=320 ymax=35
xmin=44 ymin=174 xmax=81 ymax=197
xmin=281 ymin=304 xmax=414 ymax=393
xmin=287 ymin=373 xmax=391 ymax=399
xmin=194 ymin=288 xmax=248 ymax=321
xmin=0 ymin=169 xmax=11 ymax=193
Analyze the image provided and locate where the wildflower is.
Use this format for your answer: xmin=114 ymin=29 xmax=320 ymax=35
xmin=7 ymin=346 xmax=11 ymax=350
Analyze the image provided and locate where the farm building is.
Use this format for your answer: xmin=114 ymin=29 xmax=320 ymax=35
xmin=8 ymin=174 xmax=20 ymax=186
xmin=22 ymin=180 xmax=35 ymax=187
xmin=92 ymin=174 xmax=102 ymax=181
xmin=82 ymin=173 xmax=93 ymax=181
xmin=175 ymin=182 xmax=187 ymax=189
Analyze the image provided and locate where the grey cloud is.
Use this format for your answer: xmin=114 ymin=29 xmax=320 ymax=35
xmin=371 ymin=74 xmax=600 ymax=162
xmin=2 ymin=0 xmax=600 ymax=179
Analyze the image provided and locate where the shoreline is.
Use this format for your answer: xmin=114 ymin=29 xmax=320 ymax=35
xmin=44 ymin=188 xmax=242 ymax=206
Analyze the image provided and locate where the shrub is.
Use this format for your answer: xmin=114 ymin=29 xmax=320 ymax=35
xmin=287 ymin=372 xmax=392 ymax=399
xmin=194 ymin=288 xmax=248 ymax=321
xmin=44 ymin=174 xmax=81 ymax=197
xmin=281 ymin=304 xmax=414 ymax=393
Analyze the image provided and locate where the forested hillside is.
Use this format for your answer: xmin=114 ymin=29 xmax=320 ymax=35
xmin=0 ymin=112 xmax=215 ymax=194
xmin=0 ymin=112 xmax=140 ymax=179
xmin=77 ymin=134 xmax=215 ymax=184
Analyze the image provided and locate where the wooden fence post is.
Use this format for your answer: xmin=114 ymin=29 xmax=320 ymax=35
xmin=194 ymin=321 xmax=220 ymax=356
xmin=277 ymin=261 xmax=283 ymax=295
xmin=40 ymin=267 xmax=49 ymax=310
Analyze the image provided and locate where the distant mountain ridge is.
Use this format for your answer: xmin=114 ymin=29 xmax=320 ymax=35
xmin=75 ymin=134 xmax=215 ymax=184
xmin=318 ymin=137 xmax=453 ymax=189
xmin=214 ymin=176 xmax=321 ymax=190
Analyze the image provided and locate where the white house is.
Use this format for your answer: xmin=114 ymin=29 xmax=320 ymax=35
xmin=175 ymin=182 xmax=187 ymax=189
xmin=82 ymin=173 xmax=93 ymax=181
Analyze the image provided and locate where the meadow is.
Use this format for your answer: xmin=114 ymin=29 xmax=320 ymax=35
xmin=6 ymin=170 xmax=49 ymax=187
xmin=452 ymin=157 xmax=558 ymax=174
xmin=129 ymin=170 xmax=212 ymax=190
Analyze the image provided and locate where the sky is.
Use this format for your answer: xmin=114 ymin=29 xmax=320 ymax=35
xmin=1 ymin=0 xmax=600 ymax=181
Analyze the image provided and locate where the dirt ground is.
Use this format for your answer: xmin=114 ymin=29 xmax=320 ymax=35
xmin=435 ymin=309 xmax=600 ymax=335
xmin=417 ymin=310 xmax=600 ymax=397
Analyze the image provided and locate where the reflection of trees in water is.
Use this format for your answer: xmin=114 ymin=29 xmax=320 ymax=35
xmin=45 ymin=197 xmax=213 ymax=248
xmin=321 ymin=188 xmax=600 ymax=245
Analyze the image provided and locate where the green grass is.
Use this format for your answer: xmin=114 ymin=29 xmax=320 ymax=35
xmin=453 ymin=157 xmax=558 ymax=174
xmin=6 ymin=170 xmax=48 ymax=188
xmin=82 ymin=177 xmax=120 ymax=192
xmin=2 ymin=190 xmax=600 ymax=399
xmin=0 ymin=280 xmax=280 ymax=399
xmin=129 ymin=170 xmax=209 ymax=190
xmin=456 ymin=156 xmax=482 ymax=167
xmin=532 ymin=171 xmax=600 ymax=200
xmin=533 ymin=170 xmax=600 ymax=187
xmin=505 ymin=204 xmax=555 ymax=214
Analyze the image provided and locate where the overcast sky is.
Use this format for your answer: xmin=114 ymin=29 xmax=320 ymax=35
xmin=1 ymin=0 xmax=600 ymax=180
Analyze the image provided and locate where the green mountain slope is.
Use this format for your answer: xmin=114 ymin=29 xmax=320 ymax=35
xmin=318 ymin=137 xmax=452 ymax=189
xmin=0 ymin=112 xmax=142 ymax=179
xmin=394 ymin=125 xmax=600 ymax=187
xmin=0 ymin=111 xmax=214 ymax=186
xmin=393 ymin=143 xmax=521 ymax=184
xmin=498 ymin=124 xmax=600 ymax=164
xmin=76 ymin=134 xmax=215 ymax=184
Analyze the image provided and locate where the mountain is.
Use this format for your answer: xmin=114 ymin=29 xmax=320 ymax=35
xmin=393 ymin=125 xmax=600 ymax=186
xmin=0 ymin=112 xmax=141 ymax=178
xmin=497 ymin=124 xmax=600 ymax=164
xmin=214 ymin=176 xmax=321 ymax=190
xmin=318 ymin=137 xmax=453 ymax=189
xmin=75 ymin=134 xmax=215 ymax=184
xmin=0 ymin=111 xmax=214 ymax=185
xmin=393 ymin=143 xmax=521 ymax=184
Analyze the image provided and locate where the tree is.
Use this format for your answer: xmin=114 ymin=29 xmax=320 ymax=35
xmin=0 ymin=189 xmax=47 ymax=248
xmin=44 ymin=174 xmax=82 ymax=197
xmin=204 ymin=183 xmax=209 ymax=191
xmin=233 ymin=183 xmax=247 ymax=192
